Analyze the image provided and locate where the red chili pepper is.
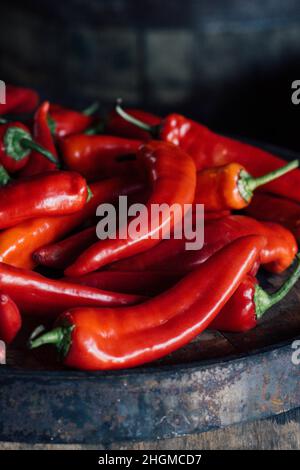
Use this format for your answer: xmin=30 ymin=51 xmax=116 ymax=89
xmin=29 ymin=235 xmax=265 ymax=370
xmin=210 ymin=256 xmax=300 ymax=332
xmin=64 ymin=270 xmax=179 ymax=296
xmin=246 ymin=193 xmax=300 ymax=241
xmin=0 ymin=84 xmax=39 ymax=115
xmin=65 ymin=140 xmax=197 ymax=276
xmin=60 ymin=134 xmax=142 ymax=181
xmin=0 ymin=262 xmax=145 ymax=318
xmin=0 ymin=120 xmax=58 ymax=173
xmin=116 ymin=104 xmax=300 ymax=203
xmin=48 ymin=102 xmax=98 ymax=138
xmin=110 ymin=215 xmax=297 ymax=274
xmin=19 ymin=101 xmax=60 ymax=177
xmin=106 ymin=106 xmax=161 ymax=141
xmin=0 ymin=171 xmax=88 ymax=230
xmin=194 ymin=160 xmax=298 ymax=210
xmin=0 ymin=292 xmax=22 ymax=343
xmin=34 ymin=226 xmax=98 ymax=269
xmin=0 ymin=177 xmax=141 ymax=270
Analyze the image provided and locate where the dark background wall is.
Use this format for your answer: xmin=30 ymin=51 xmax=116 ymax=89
xmin=0 ymin=0 xmax=300 ymax=150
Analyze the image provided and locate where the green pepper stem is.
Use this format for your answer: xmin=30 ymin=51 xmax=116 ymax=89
xmin=0 ymin=117 xmax=8 ymax=124
xmin=84 ymin=121 xmax=105 ymax=135
xmin=29 ymin=327 xmax=66 ymax=349
xmin=21 ymin=138 xmax=59 ymax=166
xmin=29 ymin=324 xmax=74 ymax=358
xmin=247 ymin=159 xmax=298 ymax=191
xmin=254 ymin=254 xmax=300 ymax=318
xmin=0 ymin=165 xmax=11 ymax=185
xmin=115 ymin=98 xmax=155 ymax=134
xmin=82 ymin=102 xmax=99 ymax=116
xmin=238 ymin=159 xmax=299 ymax=202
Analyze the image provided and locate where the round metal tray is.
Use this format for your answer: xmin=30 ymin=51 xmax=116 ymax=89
xmin=0 ymin=142 xmax=299 ymax=444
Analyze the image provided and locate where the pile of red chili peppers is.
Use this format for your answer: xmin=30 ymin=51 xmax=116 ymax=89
xmin=0 ymin=85 xmax=299 ymax=370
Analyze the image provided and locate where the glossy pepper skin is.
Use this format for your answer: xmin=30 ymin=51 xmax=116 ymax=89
xmin=48 ymin=103 xmax=97 ymax=138
xmin=60 ymin=134 xmax=142 ymax=181
xmin=110 ymin=215 xmax=297 ymax=275
xmin=65 ymin=141 xmax=197 ymax=276
xmin=0 ymin=84 xmax=39 ymax=115
xmin=194 ymin=161 xmax=298 ymax=211
xmin=0 ymin=262 xmax=145 ymax=318
xmin=0 ymin=120 xmax=57 ymax=173
xmin=0 ymin=177 xmax=141 ymax=270
xmin=20 ymin=101 xmax=59 ymax=177
xmin=246 ymin=193 xmax=300 ymax=241
xmin=0 ymin=171 xmax=88 ymax=230
xmin=116 ymin=106 xmax=300 ymax=203
xmin=210 ymin=255 xmax=300 ymax=332
xmin=106 ymin=108 xmax=161 ymax=141
xmin=65 ymin=270 xmax=180 ymax=297
xmin=0 ymin=292 xmax=22 ymax=343
xmin=34 ymin=226 xmax=98 ymax=269
xmin=29 ymin=235 xmax=265 ymax=370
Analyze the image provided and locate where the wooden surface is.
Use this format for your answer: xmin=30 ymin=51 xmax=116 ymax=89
xmin=0 ymin=408 xmax=299 ymax=450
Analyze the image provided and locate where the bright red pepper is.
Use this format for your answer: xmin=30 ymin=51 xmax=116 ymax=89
xmin=194 ymin=160 xmax=298 ymax=210
xmin=246 ymin=193 xmax=300 ymax=241
xmin=0 ymin=292 xmax=22 ymax=343
xmin=0 ymin=171 xmax=88 ymax=230
xmin=0 ymin=177 xmax=141 ymax=270
xmin=64 ymin=270 xmax=179 ymax=296
xmin=48 ymin=102 xmax=98 ymax=138
xmin=0 ymin=262 xmax=145 ymax=318
xmin=60 ymin=134 xmax=142 ymax=181
xmin=19 ymin=101 xmax=60 ymax=177
xmin=0 ymin=120 xmax=58 ymax=173
xmin=65 ymin=140 xmax=197 ymax=276
xmin=110 ymin=215 xmax=297 ymax=274
xmin=36 ymin=209 xmax=230 ymax=271
xmin=116 ymin=105 xmax=300 ymax=203
xmin=106 ymin=106 xmax=161 ymax=141
xmin=0 ymin=84 xmax=39 ymax=115
xmin=210 ymin=256 xmax=300 ymax=332
xmin=34 ymin=226 xmax=98 ymax=269
xmin=29 ymin=235 xmax=265 ymax=370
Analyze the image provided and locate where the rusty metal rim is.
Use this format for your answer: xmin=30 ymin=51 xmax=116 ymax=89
xmin=0 ymin=335 xmax=298 ymax=380
xmin=0 ymin=336 xmax=299 ymax=444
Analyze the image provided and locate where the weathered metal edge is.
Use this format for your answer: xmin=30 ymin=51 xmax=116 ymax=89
xmin=0 ymin=337 xmax=299 ymax=444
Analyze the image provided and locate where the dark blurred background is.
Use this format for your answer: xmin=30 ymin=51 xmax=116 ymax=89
xmin=0 ymin=0 xmax=300 ymax=149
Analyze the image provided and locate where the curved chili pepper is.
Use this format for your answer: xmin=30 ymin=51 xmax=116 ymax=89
xmin=48 ymin=102 xmax=98 ymax=138
xmin=0 ymin=120 xmax=58 ymax=173
xmin=110 ymin=215 xmax=297 ymax=274
xmin=0 ymin=171 xmax=88 ymax=230
xmin=19 ymin=101 xmax=60 ymax=177
xmin=195 ymin=160 xmax=298 ymax=210
xmin=65 ymin=270 xmax=180 ymax=296
xmin=65 ymin=140 xmax=197 ymax=276
xmin=210 ymin=255 xmax=300 ymax=332
xmin=0 ymin=84 xmax=39 ymax=115
xmin=0 ymin=263 xmax=145 ymax=318
xmin=34 ymin=226 xmax=98 ymax=269
xmin=60 ymin=134 xmax=142 ymax=181
xmin=246 ymin=193 xmax=300 ymax=241
xmin=106 ymin=106 xmax=161 ymax=141
xmin=0 ymin=177 xmax=141 ymax=270
xmin=0 ymin=292 xmax=22 ymax=343
xmin=35 ymin=213 xmax=227 ymax=270
xmin=116 ymin=104 xmax=300 ymax=203
xmin=29 ymin=235 xmax=265 ymax=370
